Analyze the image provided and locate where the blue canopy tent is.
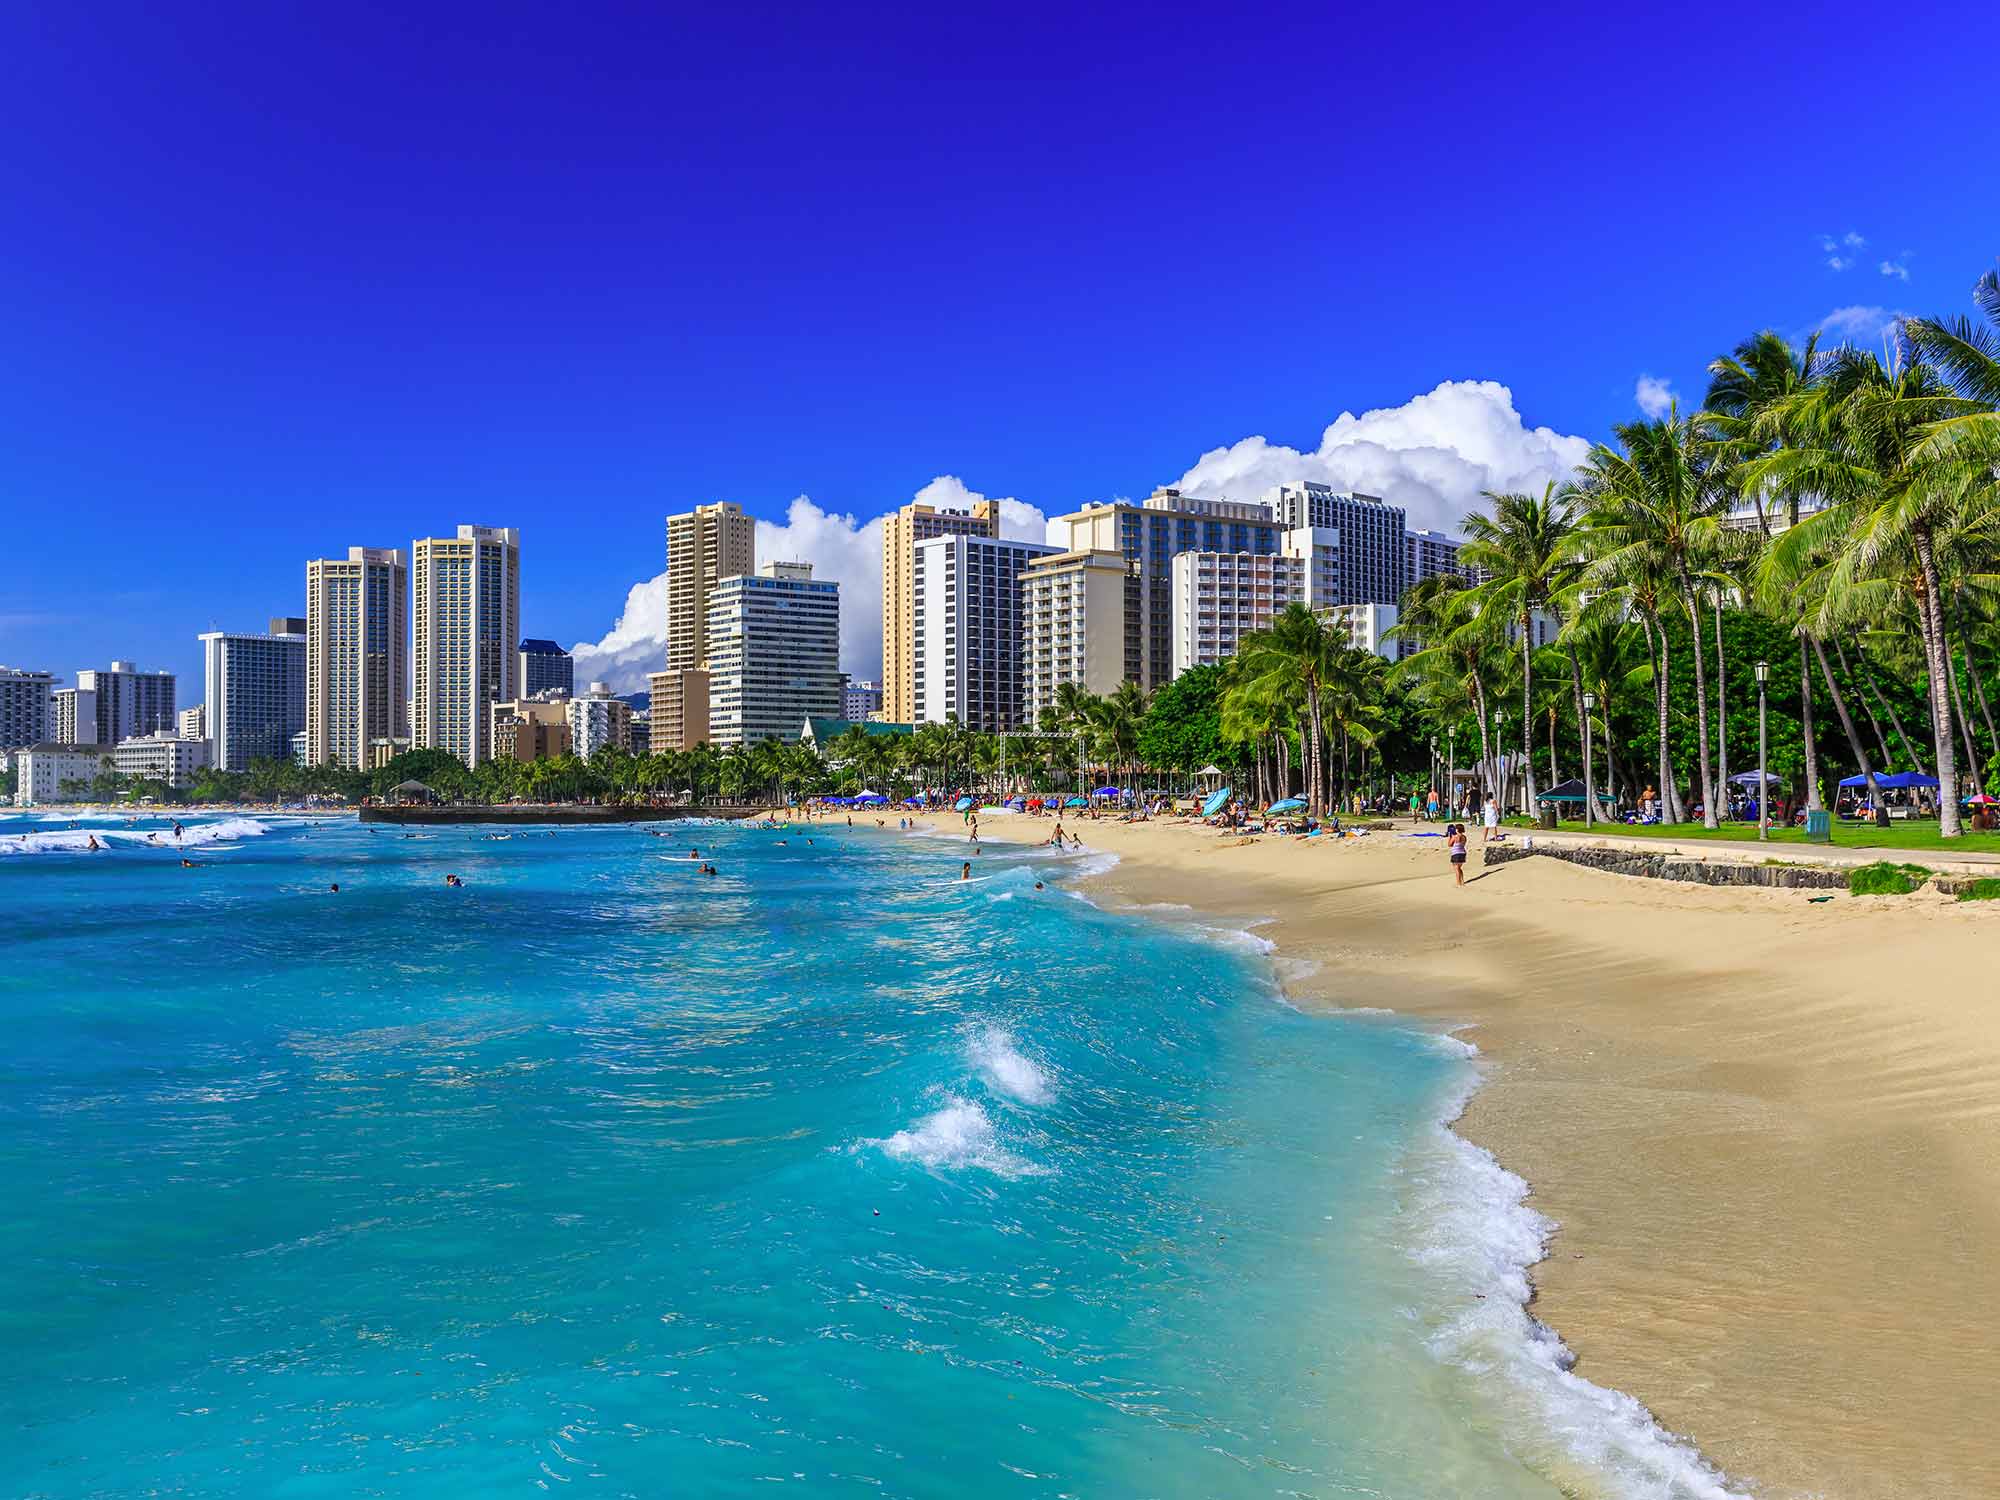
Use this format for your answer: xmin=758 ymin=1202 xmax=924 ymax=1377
xmin=1838 ymin=771 xmax=1940 ymax=789
xmin=1092 ymin=786 xmax=1122 ymax=797
xmin=1201 ymin=786 xmax=1232 ymax=817
xmin=902 ymin=796 xmax=923 ymax=808
xmin=855 ymin=791 xmax=888 ymax=805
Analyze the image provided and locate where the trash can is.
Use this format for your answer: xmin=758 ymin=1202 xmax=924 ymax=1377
xmin=1804 ymin=809 xmax=1832 ymax=844
xmin=1537 ymin=802 xmax=1558 ymax=830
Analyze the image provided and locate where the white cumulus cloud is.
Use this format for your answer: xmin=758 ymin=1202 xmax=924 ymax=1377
xmin=569 ymin=480 xmax=1047 ymax=691
xmin=1634 ymin=374 xmax=1677 ymax=419
xmin=1167 ymin=379 xmax=1590 ymax=535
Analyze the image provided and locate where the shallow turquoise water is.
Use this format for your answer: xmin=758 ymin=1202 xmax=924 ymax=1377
xmin=0 ymin=813 xmax=1735 ymax=1498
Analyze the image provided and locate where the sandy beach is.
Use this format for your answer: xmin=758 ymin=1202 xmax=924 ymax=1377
xmin=912 ymin=807 xmax=2000 ymax=1500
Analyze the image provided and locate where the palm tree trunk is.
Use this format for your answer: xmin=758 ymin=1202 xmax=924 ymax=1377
xmin=1798 ymin=636 xmax=1822 ymax=811
xmin=1967 ymin=637 xmax=2000 ymax=775
xmin=1946 ymin=634 xmax=1980 ymax=780
xmin=1679 ymin=578 xmax=1719 ymax=829
xmin=1847 ymin=639 xmax=1925 ymax=771
xmin=1472 ymin=679 xmax=1494 ymax=808
xmin=1518 ymin=620 xmax=1535 ymax=816
xmin=1646 ymin=614 xmax=1684 ymax=822
xmin=1566 ymin=641 xmax=1589 ymax=825
xmin=1832 ymin=637 xmax=1893 ymax=769
xmin=1712 ymin=597 xmax=1729 ymax=809
xmin=1913 ymin=529 xmax=1963 ymax=836
xmin=1810 ymin=636 xmax=1886 ymax=825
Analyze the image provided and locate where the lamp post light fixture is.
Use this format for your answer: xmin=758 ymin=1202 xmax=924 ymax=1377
xmin=1582 ymin=690 xmax=1597 ymax=828
xmin=1754 ymin=660 xmax=1771 ymax=841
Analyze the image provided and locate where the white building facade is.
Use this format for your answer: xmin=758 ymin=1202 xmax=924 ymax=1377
xmin=50 ymin=687 xmax=98 ymax=746
xmin=1265 ymin=483 xmax=1407 ymax=606
xmin=1333 ymin=602 xmax=1401 ymax=663
xmin=12 ymin=745 xmax=114 ymax=806
xmin=912 ymin=533 xmax=1056 ymax=732
xmin=113 ymin=732 xmax=212 ymax=789
xmin=1169 ymin=551 xmax=1307 ymax=677
xmin=704 ymin=562 xmax=841 ymax=747
xmin=566 ymin=682 xmax=634 ymax=759
xmin=200 ymin=621 xmax=307 ymax=771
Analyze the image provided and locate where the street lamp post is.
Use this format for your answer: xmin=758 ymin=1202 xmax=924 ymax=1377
xmin=1755 ymin=660 xmax=1771 ymax=841
xmin=1582 ymin=691 xmax=1597 ymax=828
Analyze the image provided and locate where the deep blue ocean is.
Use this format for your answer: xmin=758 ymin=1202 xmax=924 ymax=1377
xmin=0 ymin=812 xmax=1739 ymax=1498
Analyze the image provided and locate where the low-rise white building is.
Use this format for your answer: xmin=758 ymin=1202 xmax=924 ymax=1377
xmin=13 ymin=744 xmax=116 ymax=806
xmin=113 ymin=732 xmax=212 ymax=790
xmin=566 ymin=681 xmax=634 ymax=759
xmin=1169 ymin=550 xmax=1307 ymax=677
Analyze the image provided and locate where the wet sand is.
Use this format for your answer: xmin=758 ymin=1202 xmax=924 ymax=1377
xmin=921 ymin=809 xmax=2000 ymax=1500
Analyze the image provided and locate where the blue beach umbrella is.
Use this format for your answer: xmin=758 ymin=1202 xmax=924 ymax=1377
xmin=1064 ymin=795 xmax=1088 ymax=808
xmin=953 ymin=795 xmax=975 ymax=812
xmin=1201 ymin=786 xmax=1232 ymax=817
xmin=1267 ymin=797 xmax=1305 ymax=814
xmin=1092 ymin=786 xmax=1122 ymax=797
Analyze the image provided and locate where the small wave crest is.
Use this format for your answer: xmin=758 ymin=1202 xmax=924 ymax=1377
xmin=966 ymin=1027 xmax=1052 ymax=1105
xmin=1407 ymin=1069 xmax=1749 ymax=1499
xmin=1 ymin=816 xmax=272 ymax=856
xmin=869 ymin=1098 xmax=1044 ymax=1178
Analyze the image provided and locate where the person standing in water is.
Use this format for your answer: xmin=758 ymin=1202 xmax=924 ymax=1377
xmin=960 ymin=861 xmax=971 ymax=880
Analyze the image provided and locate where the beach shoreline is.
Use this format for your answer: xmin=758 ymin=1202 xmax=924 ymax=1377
xmin=907 ymin=805 xmax=2000 ymax=1500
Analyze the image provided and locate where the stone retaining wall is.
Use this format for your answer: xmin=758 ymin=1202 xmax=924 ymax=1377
xmin=1482 ymin=842 xmax=1850 ymax=889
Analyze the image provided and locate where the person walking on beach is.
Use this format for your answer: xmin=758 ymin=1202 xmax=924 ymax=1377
xmin=1409 ymin=789 xmax=1420 ymax=822
xmin=1446 ymin=822 xmax=1468 ymax=886
xmin=1425 ymin=786 xmax=1440 ymax=822
xmin=1483 ymin=796 xmax=1500 ymax=843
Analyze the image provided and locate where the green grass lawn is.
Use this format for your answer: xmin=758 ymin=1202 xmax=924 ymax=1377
xmin=1518 ymin=816 xmax=2000 ymax=855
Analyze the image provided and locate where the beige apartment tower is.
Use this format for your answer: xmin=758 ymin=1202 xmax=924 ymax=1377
xmin=648 ymin=668 xmax=710 ymax=752
xmin=1018 ymin=548 xmax=1138 ymax=729
xmin=880 ymin=497 xmax=998 ymax=723
xmin=305 ymin=547 xmax=409 ymax=769
xmin=412 ymin=525 xmax=521 ymax=767
xmin=665 ymin=503 xmax=756 ymax=674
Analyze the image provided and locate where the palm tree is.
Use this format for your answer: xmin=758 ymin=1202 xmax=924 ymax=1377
xmin=1572 ymin=410 xmax=1731 ymax=826
xmin=1233 ymin=604 xmax=1343 ymax=817
xmin=1462 ymin=481 xmax=1579 ymax=815
xmin=1749 ymin=347 xmax=1982 ymax=834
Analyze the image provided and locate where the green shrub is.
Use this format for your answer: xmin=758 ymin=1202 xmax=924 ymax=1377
xmin=1953 ymin=878 xmax=2000 ymax=903
xmin=1847 ymin=861 xmax=1932 ymax=896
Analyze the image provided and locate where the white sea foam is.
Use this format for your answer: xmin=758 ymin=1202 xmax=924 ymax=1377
xmin=0 ymin=817 xmax=273 ymax=856
xmin=1407 ymin=1069 xmax=1750 ymax=1499
xmin=870 ymin=1097 xmax=1043 ymax=1178
xmin=966 ymin=1027 xmax=1053 ymax=1105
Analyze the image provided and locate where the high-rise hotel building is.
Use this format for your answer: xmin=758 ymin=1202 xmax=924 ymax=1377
xmin=1169 ymin=551 xmax=1307 ymax=678
xmin=75 ymin=661 xmax=177 ymax=745
xmin=881 ymin=497 xmax=998 ymax=723
xmin=306 ymin=547 xmax=408 ymax=769
xmin=911 ymin=532 xmax=1055 ymax=732
xmin=412 ymin=526 xmax=521 ymax=766
xmin=1055 ymin=488 xmax=1279 ymax=690
xmin=665 ymin=503 xmax=756 ymax=675
xmin=198 ymin=618 xmax=306 ymax=771
xmin=705 ymin=562 xmax=840 ymax=747
xmin=0 ymin=666 xmax=54 ymax=749
xmin=1019 ymin=549 xmax=1139 ymax=729
xmin=1264 ymin=483 xmax=1407 ymax=607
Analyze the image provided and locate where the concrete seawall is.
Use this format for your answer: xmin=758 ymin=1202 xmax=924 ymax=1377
xmin=1483 ymin=841 xmax=1851 ymax=889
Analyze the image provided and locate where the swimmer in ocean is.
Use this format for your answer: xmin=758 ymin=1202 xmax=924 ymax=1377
xmin=961 ymin=861 xmax=971 ymax=880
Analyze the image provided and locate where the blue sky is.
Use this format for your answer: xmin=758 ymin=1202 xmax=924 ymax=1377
xmin=3 ymin=1 xmax=1995 ymax=691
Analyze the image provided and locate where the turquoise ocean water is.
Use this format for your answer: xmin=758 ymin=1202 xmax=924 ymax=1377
xmin=1 ymin=812 xmax=1740 ymax=1498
